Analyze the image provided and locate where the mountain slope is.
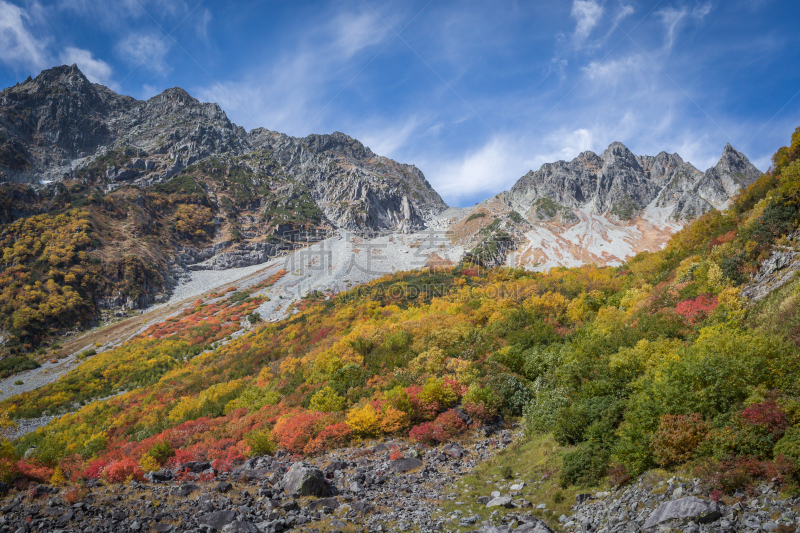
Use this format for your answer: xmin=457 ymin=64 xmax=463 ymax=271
xmin=0 ymin=65 xmax=447 ymax=351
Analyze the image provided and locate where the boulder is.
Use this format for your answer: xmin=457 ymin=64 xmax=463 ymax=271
xmin=390 ymin=457 xmax=423 ymax=473
xmin=351 ymin=501 xmax=375 ymax=516
xmin=517 ymin=516 xmax=555 ymax=533
xmin=643 ymin=497 xmax=721 ymax=531
xmin=486 ymin=496 xmax=514 ymax=508
xmin=199 ymin=510 xmax=237 ymax=530
xmin=147 ymin=469 xmax=174 ymax=483
xmin=282 ymin=462 xmax=331 ymax=497
xmin=221 ymin=521 xmax=259 ymax=533
xmin=214 ymin=482 xmax=233 ymax=493
xmin=323 ymin=460 xmax=348 ymax=477
xmin=308 ymin=497 xmax=340 ymax=511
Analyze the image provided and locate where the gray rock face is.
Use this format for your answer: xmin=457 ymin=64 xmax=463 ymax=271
xmin=0 ymin=65 xmax=447 ymax=235
xmin=504 ymin=141 xmax=761 ymax=223
xmin=643 ymin=496 xmax=721 ymax=530
xmin=281 ymin=462 xmax=330 ymax=497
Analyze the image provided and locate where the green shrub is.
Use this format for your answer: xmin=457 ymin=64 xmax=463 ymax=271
xmin=244 ymin=428 xmax=276 ymax=457
xmin=488 ymin=374 xmax=532 ymax=416
xmin=775 ymin=426 xmax=800 ymax=466
xmin=147 ymin=441 xmax=174 ymax=465
xmin=560 ymin=443 xmax=610 ymax=487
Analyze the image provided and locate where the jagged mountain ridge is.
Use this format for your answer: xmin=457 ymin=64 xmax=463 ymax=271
xmin=0 ymin=64 xmax=446 ymax=234
xmin=450 ymin=141 xmax=761 ymax=270
xmin=504 ymin=141 xmax=761 ymax=223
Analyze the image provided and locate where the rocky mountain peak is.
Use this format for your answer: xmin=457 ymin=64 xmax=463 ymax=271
xmin=504 ymin=140 xmax=761 ymax=224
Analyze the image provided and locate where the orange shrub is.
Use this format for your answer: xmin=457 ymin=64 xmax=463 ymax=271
xmin=102 ymin=458 xmax=146 ymax=483
xmin=303 ymin=423 xmax=352 ymax=454
xmin=272 ymin=412 xmax=327 ymax=454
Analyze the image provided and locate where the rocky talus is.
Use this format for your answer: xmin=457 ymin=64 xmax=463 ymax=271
xmin=560 ymin=476 xmax=800 ymax=533
xmin=0 ymin=430 xmax=558 ymax=533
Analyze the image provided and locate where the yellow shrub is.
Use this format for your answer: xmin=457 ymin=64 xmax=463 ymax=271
xmin=50 ymin=466 xmax=68 ymax=486
xmin=139 ymin=455 xmax=160 ymax=473
xmin=346 ymin=403 xmax=382 ymax=437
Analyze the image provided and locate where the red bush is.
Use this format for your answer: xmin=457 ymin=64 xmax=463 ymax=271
xmin=272 ymin=412 xmax=328 ymax=454
xmin=83 ymin=458 xmax=109 ymax=480
xmin=303 ymin=423 xmax=352 ymax=455
xmin=607 ymin=462 xmax=631 ymax=487
xmin=652 ymin=413 xmax=710 ymax=467
xmin=740 ymin=400 xmax=789 ymax=439
xmin=462 ymin=401 xmax=497 ymax=422
xmin=16 ymin=460 xmax=54 ymax=483
xmin=698 ymin=454 xmax=796 ymax=494
xmin=102 ymin=458 xmax=146 ymax=483
xmin=675 ymin=294 xmax=718 ymax=323
xmin=408 ymin=410 xmax=466 ymax=445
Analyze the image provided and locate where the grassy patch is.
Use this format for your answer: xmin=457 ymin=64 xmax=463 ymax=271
xmin=435 ymin=434 xmax=607 ymax=530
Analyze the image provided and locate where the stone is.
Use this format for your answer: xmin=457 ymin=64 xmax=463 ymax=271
xmin=510 ymin=482 xmax=525 ymax=491
xmin=486 ymin=496 xmax=514 ymax=509
xmin=643 ymin=497 xmax=721 ymax=531
xmin=215 ymin=482 xmax=233 ymax=493
xmin=351 ymin=501 xmax=375 ymax=516
xmin=282 ymin=462 xmax=330 ymax=497
xmin=147 ymin=470 xmax=174 ymax=483
xmin=477 ymin=496 xmax=491 ymax=504
xmin=390 ymin=457 xmax=423 ymax=473
xmin=152 ymin=524 xmax=176 ymax=533
xmin=308 ymin=497 xmax=340 ymax=511
xmin=517 ymin=517 xmax=555 ymax=533
xmin=221 ymin=521 xmax=260 ymax=533
xmin=576 ymin=493 xmax=593 ymax=504
xmin=199 ymin=510 xmax=237 ymax=530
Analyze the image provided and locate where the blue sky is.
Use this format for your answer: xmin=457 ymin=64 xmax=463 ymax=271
xmin=0 ymin=0 xmax=798 ymax=207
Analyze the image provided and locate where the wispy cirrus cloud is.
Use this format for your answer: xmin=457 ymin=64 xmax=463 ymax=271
xmin=0 ymin=0 xmax=49 ymax=71
xmin=194 ymin=7 xmax=389 ymax=133
xmin=115 ymin=32 xmax=172 ymax=75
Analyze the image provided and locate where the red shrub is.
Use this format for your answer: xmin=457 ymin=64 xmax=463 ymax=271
xmin=17 ymin=460 xmax=54 ymax=483
xmin=389 ymin=450 xmax=403 ymax=461
xmin=409 ymin=410 xmax=466 ymax=445
xmin=652 ymin=413 xmax=710 ymax=467
xmin=462 ymin=401 xmax=497 ymax=422
xmin=102 ymin=458 xmax=146 ymax=483
xmin=303 ymin=423 xmax=352 ymax=455
xmin=83 ymin=458 xmax=109 ymax=480
xmin=675 ymin=294 xmax=718 ymax=323
xmin=272 ymin=412 xmax=327 ymax=454
xmin=740 ymin=400 xmax=789 ymax=439
xmin=697 ymin=454 xmax=796 ymax=494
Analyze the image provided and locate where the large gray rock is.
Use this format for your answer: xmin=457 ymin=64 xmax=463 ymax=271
xmin=282 ymin=462 xmax=331 ymax=497
xmin=221 ymin=522 xmax=259 ymax=533
xmin=486 ymin=496 xmax=514 ymax=508
xmin=198 ymin=510 xmax=237 ymax=530
xmin=643 ymin=496 xmax=721 ymax=531
xmin=390 ymin=457 xmax=423 ymax=473
xmin=516 ymin=517 xmax=554 ymax=533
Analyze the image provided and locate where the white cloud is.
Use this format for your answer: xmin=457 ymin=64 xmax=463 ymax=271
xmin=116 ymin=32 xmax=171 ymax=74
xmin=0 ymin=0 xmax=49 ymax=71
xmin=196 ymin=8 xmax=212 ymax=42
xmin=657 ymin=3 xmax=713 ymax=51
xmin=421 ymin=136 xmax=527 ymax=204
xmin=194 ymin=8 xmax=388 ymax=133
xmin=59 ymin=46 xmax=117 ymax=89
xmin=571 ymin=0 xmax=603 ymax=46
xmin=358 ymin=117 xmax=421 ymax=158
